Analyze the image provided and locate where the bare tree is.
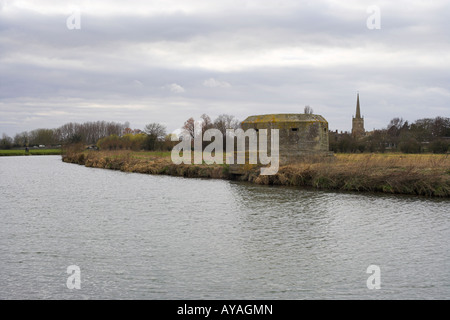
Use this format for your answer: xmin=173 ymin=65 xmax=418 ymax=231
xmin=144 ymin=123 xmax=167 ymax=140
xmin=14 ymin=131 xmax=29 ymax=147
xmin=387 ymin=117 xmax=406 ymax=137
xmin=304 ymin=105 xmax=313 ymax=114
xmin=213 ymin=114 xmax=240 ymax=136
xmin=200 ymin=114 xmax=213 ymax=136
xmin=143 ymin=123 xmax=167 ymax=151
xmin=57 ymin=121 xmax=124 ymax=144
xmin=182 ymin=117 xmax=196 ymax=139
xmin=0 ymin=133 xmax=13 ymax=149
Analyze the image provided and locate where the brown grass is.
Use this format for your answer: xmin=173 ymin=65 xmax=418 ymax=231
xmin=62 ymin=149 xmax=229 ymax=179
xmin=62 ymin=150 xmax=450 ymax=197
xmin=256 ymin=153 xmax=450 ymax=197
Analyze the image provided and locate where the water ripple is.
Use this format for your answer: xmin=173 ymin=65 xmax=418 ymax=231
xmin=0 ymin=156 xmax=449 ymax=299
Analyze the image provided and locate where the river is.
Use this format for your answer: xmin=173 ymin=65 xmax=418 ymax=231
xmin=0 ymin=156 xmax=449 ymax=299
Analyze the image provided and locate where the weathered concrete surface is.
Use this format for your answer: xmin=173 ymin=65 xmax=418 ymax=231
xmin=238 ymin=113 xmax=333 ymax=166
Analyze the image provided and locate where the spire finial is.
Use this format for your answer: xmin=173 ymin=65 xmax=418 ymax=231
xmin=356 ymin=92 xmax=361 ymax=118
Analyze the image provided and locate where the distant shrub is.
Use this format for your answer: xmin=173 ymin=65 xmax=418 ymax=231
xmin=399 ymin=138 xmax=422 ymax=153
xmin=430 ymin=140 xmax=449 ymax=154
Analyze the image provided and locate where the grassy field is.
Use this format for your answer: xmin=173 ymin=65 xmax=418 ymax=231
xmin=265 ymin=153 xmax=450 ymax=197
xmin=333 ymin=153 xmax=449 ymax=173
xmin=0 ymin=149 xmax=62 ymax=156
xmin=62 ymin=150 xmax=450 ymax=197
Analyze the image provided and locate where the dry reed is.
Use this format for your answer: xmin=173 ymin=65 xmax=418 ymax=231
xmin=62 ymin=150 xmax=450 ymax=197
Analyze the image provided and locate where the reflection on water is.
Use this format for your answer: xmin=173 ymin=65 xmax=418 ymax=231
xmin=0 ymin=156 xmax=449 ymax=299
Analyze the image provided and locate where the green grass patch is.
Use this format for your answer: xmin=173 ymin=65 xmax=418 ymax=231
xmin=0 ymin=149 xmax=62 ymax=156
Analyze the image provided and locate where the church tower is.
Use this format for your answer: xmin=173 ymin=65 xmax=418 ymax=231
xmin=352 ymin=93 xmax=365 ymax=138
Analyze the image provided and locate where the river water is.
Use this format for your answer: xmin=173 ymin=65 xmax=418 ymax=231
xmin=0 ymin=155 xmax=449 ymax=299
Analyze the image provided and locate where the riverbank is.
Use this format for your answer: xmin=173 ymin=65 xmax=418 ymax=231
xmin=62 ymin=150 xmax=450 ymax=197
xmin=0 ymin=149 xmax=62 ymax=156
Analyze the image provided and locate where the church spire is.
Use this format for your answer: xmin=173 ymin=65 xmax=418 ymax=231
xmin=352 ymin=92 xmax=365 ymax=138
xmin=355 ymin=92 xmax=361 ymax=118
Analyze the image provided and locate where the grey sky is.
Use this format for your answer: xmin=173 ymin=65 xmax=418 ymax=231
xmin=1 ymin=0 xmax=449 ymax=137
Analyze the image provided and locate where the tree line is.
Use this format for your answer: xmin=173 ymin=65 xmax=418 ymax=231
xmin=0 ymin=114 xmax=241 ymax=151
xmin=0 ymin=121 xmax=127 ymax=149
xmin=96 ymin=122 xmax=172 ymax=151
xmin=330 ymin=116 xmax=450 ymax=153
xmin=2 ymin=114 xmax=448 ymax=153
xmin=96 ymin=114 xmax=241 ymax=151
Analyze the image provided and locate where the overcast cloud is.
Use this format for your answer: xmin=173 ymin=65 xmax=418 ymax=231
xmin=1 ymin=0 xmax=449 ymax=136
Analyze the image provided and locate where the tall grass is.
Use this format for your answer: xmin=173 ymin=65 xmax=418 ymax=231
xmin=258 ymin=153 xmax=450 ymax=197
xmin=62 ymin=150 xmax=228 ymax=179
xmin=62 ymin=150 xmax=450 ymax=197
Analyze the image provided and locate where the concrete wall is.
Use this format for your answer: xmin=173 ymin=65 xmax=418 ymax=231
xmin=240 ymin=113 xmax=332 ymax=164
